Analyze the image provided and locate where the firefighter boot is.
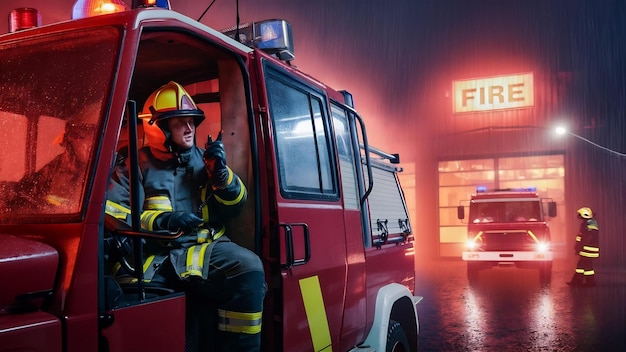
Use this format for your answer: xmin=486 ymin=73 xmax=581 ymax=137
xmin=583 ymin=275 xmax=596 ymax=287
xmin=567 ymin=273 xmax=584 ymax=287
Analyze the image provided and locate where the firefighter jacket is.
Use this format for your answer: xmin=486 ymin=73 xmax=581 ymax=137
xmin=575 ymin=218 xmax=599 ymax=259
xmin=106 ymin=145 xmax=247 ymax=280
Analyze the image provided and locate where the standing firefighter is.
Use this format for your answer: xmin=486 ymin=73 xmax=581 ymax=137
xmin=567 ymin=207 xmax=600 ymax=287
xmin=106 ymin=81 xmax=266 ymax=351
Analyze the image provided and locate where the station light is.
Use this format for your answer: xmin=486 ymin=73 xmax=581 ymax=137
xmin=554 ymin=125 xmax=626 ymax=157
xmin=9 ymin=8 xmax=41 ymax=33
xmin=72 ymin=0 xmax=129 ymax=20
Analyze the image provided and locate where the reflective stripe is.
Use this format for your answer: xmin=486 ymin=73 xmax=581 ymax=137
xmin=299 ymin=275 xmax=332 ymax=352
xmin=580 ymin=251 xmax=599 ymax=258
xmin=105 ymin=200 xmax=130 ymax=219
xmin=144 ymin=196 xmax=172 ymax=211
xmin=200 ymin=186 xmax=211 ymax=222
xmin=527 ymin=230 xmax=539 ymax=243
xmin=587 ymin=224 xmax=598 ymax=231
xmin=575 ymin=235 xmax=581 ymax=242
xmin=576 ymin=268 xmax=585 ymax=274
xmin=197 ymin=225 xmax=225 ymax=244
xmin=141 ymin=210 xmax=164 ymax=231
xmin=181 ymin=242 xmax=210 ymax=278
xmin=214 ymin=177 xmax=246 ymax=206
xmin=583 ymin=246 xmax=599 ymax=252
xmin=584 ymin=270 xmax=595 ymax=276
xmin=217 ymin=309 xmax=262 ymax=334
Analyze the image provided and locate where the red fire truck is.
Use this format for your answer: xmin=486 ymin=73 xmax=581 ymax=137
xmin=458 ymin=187 xmax=557 ymax=284
xmin=0 ymin=1 xmax=421 ymax=351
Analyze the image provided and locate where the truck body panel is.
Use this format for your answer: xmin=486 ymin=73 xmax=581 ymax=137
xmin=0 ymin=5 xmax=419 ymax=351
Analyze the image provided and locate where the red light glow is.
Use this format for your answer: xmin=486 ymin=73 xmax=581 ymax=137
xmin=9 ymin=8 xmax=41 ymax=32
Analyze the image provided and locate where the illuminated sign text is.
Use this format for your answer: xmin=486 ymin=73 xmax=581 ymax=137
xmin=453 ymin=73 xmax=534 ymax=113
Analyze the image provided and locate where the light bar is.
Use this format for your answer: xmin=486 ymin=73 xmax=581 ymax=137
xmin=72 ymin=0 xmax=129 ymax=20
xmin=222 ymin=19 xmax=295 ymax=61
xmin=9 ymin=8 xmax=41 ymax=32
xmin=476 ymin=186 xmax=536 ymax=193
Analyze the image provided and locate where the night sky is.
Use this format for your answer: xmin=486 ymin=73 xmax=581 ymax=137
xmin=1 ymin=1 xmax=625 ymax=261
xmin=1 ymin=1 xmax=624 ymax=150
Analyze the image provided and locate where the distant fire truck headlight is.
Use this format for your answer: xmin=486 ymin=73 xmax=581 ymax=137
xmin=72 ymin=0 xmax=129 ymax=20
xmin=466 ymin=239 xmax=478 ymax=250
xmin=536 ymin=242 xmax=549 ymax=252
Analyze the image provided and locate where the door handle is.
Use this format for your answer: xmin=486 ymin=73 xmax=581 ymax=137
xmin=280 ymin=223 xmax=310 ymax=269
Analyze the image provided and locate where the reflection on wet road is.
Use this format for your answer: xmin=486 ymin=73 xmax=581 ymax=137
xmin=415 ymin=257 xmax=626 ymax=351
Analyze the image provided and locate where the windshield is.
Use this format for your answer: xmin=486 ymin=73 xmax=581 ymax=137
xmin=0 ymin=27 xmax=121 ymax=222
xmin=469 ymin=199 xmax=542 ymax=223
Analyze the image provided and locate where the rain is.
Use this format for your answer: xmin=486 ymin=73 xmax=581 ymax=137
xmin=1 ymin=0 xmax=625 ymax=350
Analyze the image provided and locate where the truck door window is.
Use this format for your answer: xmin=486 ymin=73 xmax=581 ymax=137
xmin=0 ymin=27 xmax=120 ymax=221
xmin=265 ymin=69 xmax=337 ymax=199
xmin=330 ymin=104 xmax=359 ymax=210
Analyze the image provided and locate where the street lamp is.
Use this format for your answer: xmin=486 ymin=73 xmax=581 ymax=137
xmin=554 ymin=126 xmax=626 ymax=157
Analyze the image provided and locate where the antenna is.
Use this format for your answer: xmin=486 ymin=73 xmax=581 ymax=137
xmin=197 ymin=0 xmax=217 ymax=22
xmin=234 ymin=0 xmax=240 ymax=42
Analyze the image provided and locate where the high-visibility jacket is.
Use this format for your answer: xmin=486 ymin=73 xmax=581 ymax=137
xmin=575 ymin=218 xmax=599 ymax=258
xmin=106 ymin=145 xmax=247 ymax=279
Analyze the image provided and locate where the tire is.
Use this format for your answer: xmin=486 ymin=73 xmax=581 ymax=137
xmin=539 ymin=261 xmax=552 ymax=285
xmin=467 ymin=262 xmax=480 ymax=284
xmin=387 ymin=320 xmax=410 ymax=352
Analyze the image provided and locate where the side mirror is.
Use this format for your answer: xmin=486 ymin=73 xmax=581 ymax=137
xmin=548 ymin=202 xmax=557 ymax=217
xmin=457 ymin=205 xmax=465 ymax=220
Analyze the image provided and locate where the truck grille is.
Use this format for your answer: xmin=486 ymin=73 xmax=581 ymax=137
xmin=482 ymin=231 xmax=537 ymax=251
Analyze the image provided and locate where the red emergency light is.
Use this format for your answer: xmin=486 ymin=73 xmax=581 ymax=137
xmin=72 ymin=0 xmax=129 ymax=20
xmin=9 ymin=8 xmax=41 ymax=33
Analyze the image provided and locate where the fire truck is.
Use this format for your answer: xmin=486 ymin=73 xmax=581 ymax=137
xmin=0 ymin=1 xmax=421 ymax=351
xmin=457 ymin=187 xmax=557 ymax=284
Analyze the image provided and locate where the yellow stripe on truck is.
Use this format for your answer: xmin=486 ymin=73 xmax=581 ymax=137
xmin=299 ymin=276 xmax=333 ymax=352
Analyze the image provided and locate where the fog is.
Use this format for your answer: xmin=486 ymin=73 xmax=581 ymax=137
xmin=1 ymin=0 xmax=624 ymax=268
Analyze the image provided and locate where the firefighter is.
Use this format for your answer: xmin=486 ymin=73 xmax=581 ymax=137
xmin=105 ymin=81 xmax=265 ymax=351
xmin=567 ymin=207 xmax=600 ymax=287
xmin=5 ymin=102 xmax=99 ymax=213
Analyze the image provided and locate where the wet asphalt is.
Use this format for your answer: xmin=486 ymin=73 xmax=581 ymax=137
xmin=414 ymin=256 xmax=626 ymax=351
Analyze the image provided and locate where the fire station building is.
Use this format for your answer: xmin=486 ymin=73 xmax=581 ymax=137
xmin=398 ymin=68 xmax=605 ymax=260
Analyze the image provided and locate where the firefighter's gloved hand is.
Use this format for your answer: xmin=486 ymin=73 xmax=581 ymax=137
xmin=203 ymin=131 xmax=229 ymax=189
xmin=164 ymin=212 xmax=203 ymax=234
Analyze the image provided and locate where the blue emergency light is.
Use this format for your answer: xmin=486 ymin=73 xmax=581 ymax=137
xmin=132 ymin=0 xmax=171 ymax=9
xmin=221 ymin=19 xmax=295 ymax=61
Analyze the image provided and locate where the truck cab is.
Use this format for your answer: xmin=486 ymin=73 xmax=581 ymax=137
xmin=458 ymin=187 xmax=557 ymax=284
xmin=0 ymin=3 xmax=420 ymax=351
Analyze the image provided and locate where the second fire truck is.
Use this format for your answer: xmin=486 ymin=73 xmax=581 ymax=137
xmin=458 ymin=187 xmax=557 ymax=284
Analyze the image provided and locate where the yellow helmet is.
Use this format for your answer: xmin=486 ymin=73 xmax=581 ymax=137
xmin=577 ymin=207 xmax=593 ymax=219
xmin=141 ymin=81 xmax=205 ymax=152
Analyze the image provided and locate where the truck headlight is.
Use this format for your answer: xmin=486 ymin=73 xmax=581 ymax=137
xmin=537 ymin=242 xmax=549 ymax=252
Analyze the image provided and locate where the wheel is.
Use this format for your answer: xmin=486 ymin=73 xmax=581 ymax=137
xmin=539 ymin=261 xmax=552 ymax=285
xmin=386 ymin=320 xmax=410 ymax=352
xmin=467 ymin=262 xmax=480 ymax=283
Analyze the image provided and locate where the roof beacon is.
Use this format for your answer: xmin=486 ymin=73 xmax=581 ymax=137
xmin=132 ymin=0 xmax=172 ymax=9
xmin=9 ymin=8 xmax=41 ymax=32
xmin=222 ymin=19 xmax=295 ymax=61
xmin=72 ymin=0 xmax=130 ymax=19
